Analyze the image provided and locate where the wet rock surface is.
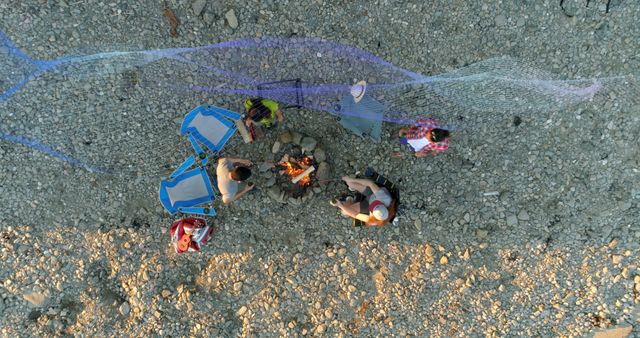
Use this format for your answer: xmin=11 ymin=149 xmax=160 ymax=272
xmin=0 ymin=1 xmax=639 ymax=337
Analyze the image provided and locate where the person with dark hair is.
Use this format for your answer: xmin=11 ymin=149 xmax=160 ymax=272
xmin=398 ymin=118 xmax=450 ymax=157
xmin=243 ymin=98 xmax=284 ymax=130
xmin=216 ymin=157 xmax=254 ymax=204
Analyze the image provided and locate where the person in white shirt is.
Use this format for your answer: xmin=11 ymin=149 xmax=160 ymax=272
xmin=216 ymin=157 xmax=254 ymax=204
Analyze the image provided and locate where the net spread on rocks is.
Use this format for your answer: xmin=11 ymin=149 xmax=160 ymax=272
xmin=2 ymin=30 xmax=638 ymax=175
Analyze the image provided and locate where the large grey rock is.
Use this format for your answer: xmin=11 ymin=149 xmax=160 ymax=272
xmin=279 ymin=131 xmax=293 ymax=144
xmin=192 ymin=0 xmax=207 ymax=16
xmin=271 ymin=141 xmax=281 ymax=154
xmin=300 ymin=137 xmax=317 ymax=152
xmin=313 ymin=148 xmax=326 ymax=162
xmin=291 ymin=132 xmax=303 ymax=145
xmin=225 ymin=9 xmax=238 ymax=28
xmin=267 ymin=186 xmax=285 ymax=203
xmin=259 ymin=162 xmax=274 ymax=173
xmin=316 ymin=162 xmax=330 ymax=183
xmin=265 ymin=177 xmax=276 ymax=187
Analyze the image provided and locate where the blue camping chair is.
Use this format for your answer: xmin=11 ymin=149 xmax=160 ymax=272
xmin=159 ymin=155 xmax=217 ymax=217
xmin=159 ymin=105 xmax=242 ymax=217
xmin=181 ymin=105 xmax=242 ymax=166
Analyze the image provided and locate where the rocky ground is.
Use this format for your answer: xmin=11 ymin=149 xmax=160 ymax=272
xmin=1 ymin=0 xmax=639 ymax=337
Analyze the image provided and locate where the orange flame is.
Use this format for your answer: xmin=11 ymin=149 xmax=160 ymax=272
xmin=281 ymin=157 xmax=313 ymax=186
xmin=300 ymin=156 xmax=313 ymax=166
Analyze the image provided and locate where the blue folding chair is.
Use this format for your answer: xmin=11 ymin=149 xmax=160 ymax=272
xmin=158 ymin=156 xmax=217 ymax=217
xmin=159 ymin=105 xmax=243 ymax=217
xmin=181 ymin=105 xmax=242 ymax=166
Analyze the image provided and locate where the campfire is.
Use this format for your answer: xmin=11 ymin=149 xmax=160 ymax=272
xmin=278 ymin=154 xmax=315 ymax=186
xmin=264 ymin=130 xmax=331 ymax=204
xmin=273 ymin=149 xmax=317 ymax=199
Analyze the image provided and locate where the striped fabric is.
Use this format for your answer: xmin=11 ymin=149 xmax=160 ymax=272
xmin=399 ymin=118 xmax=449 ymax=155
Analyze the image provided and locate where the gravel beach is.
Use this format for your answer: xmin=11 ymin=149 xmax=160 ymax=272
xmin=1 ymin=0 xmax=639 ymax=337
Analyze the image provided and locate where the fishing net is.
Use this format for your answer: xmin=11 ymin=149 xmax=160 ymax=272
xmin=1 ymin=32 xmax=638 ymax=176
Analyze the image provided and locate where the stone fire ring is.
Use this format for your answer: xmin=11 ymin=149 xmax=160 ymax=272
xmin=262 ymin=130 xmax=331 ymax=205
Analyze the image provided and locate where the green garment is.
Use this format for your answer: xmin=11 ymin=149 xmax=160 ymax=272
xmin=244 ymin=99 xmax=279 ymax=128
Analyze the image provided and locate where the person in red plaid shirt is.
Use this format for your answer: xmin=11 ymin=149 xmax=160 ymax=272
xmin=398 ymin=118 xmax=450 ymax=157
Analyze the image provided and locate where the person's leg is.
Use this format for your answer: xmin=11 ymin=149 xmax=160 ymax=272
xmin=345 ymin=180 xmax=368 ymax=193
xmin=343 ymin=177 xmax=374 ymax=194
xmin=415 ymin=150 xmax=435 ymax=158
xmin=337 ymin=201 xmax=361 ymax=218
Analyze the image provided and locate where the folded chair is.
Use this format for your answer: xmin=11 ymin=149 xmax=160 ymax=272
xmin=158 ymin=155 xmax=217 ymax=217
xmin=181 ymin=105 xmax=243 ymax=166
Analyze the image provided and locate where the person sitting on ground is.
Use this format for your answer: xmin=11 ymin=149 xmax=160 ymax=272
xmin=398 ymin=118 xmax=450 ymax=157
xmin=243 ymin=98 xmax=285 ymax=131
xmin=329 ymin=176 xmax=395 ymax=227
xmin=216 ymin=157 xmax=254 ymax=204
